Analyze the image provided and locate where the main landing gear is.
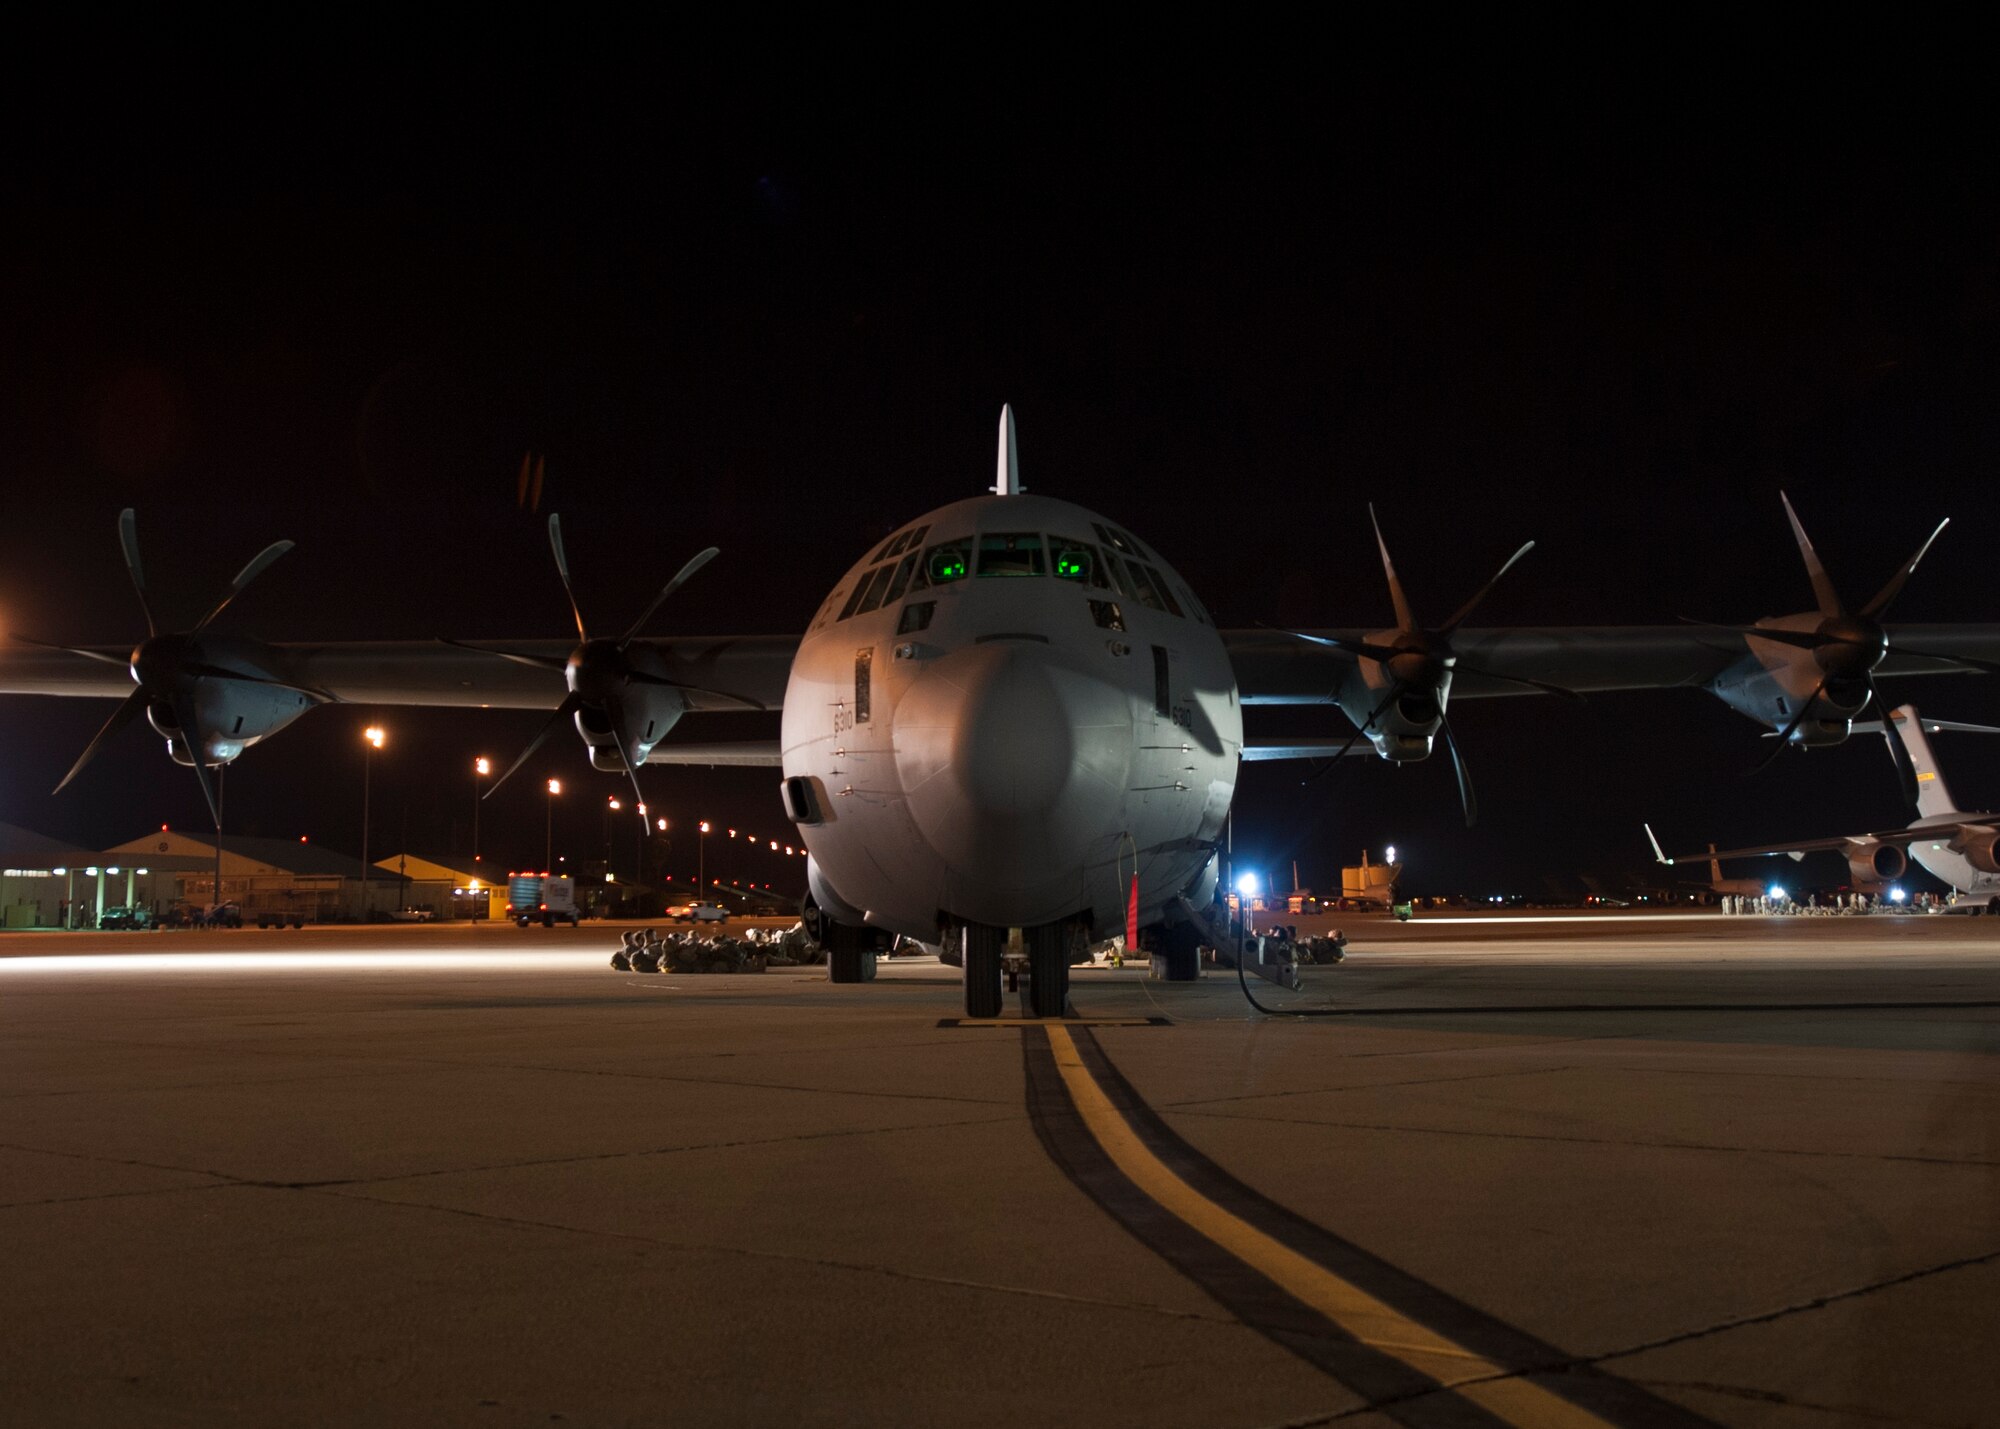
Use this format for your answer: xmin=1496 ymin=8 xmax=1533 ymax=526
xmin=803 ymin=892 xmax=886 ymax=983
xmin=956 ymin=919 xmax=1085 ymax=1019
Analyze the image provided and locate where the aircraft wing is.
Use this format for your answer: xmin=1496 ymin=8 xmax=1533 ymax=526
xmin=0 ymin=636 xmax=801 ymax=712
xmin=1240 ymin=736 xmax=1381 ymax=762
xmin=1225 ymin=624 xmax=2000 ymax=703
xmin=1656 ymin=816 xmax=2000 ymax=865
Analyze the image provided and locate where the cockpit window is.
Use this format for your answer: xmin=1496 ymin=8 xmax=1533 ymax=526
xmin=1050 ymin=537 xmax=1100 ymax=584
xmin=924 ymin=539 xmax=972 ymax=585
xmin=853 ymin=562 xmax=898 ymax=616
xmin=1134 ymin=562 xmax=1184 ymax=617
xmin=883 ymin=551 xmax=919 ymax=604
xmin=1124 ymin=561 xmax=1184 ymax=617
xmin=1101 ymin=550 xmax=1139 ymax=600
xmin=873 ymin=524 xmax=929 ymax=563
xmin=977 ymin=532 xmax=1046 ymax=577
xmin=1092 ymin=522 xmax=1144 ymax=558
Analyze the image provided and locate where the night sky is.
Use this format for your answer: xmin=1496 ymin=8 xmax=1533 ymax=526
xmin=4 ymin=62 xmax=1999 ymax=897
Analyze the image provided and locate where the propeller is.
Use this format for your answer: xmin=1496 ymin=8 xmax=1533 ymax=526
xmin=1696 ymin=493 xmax=1979 ymax=771
xmin=12 ymin=509 xmax=306 ymax=829
xmin=450 ymin=514 xmax=757 ymax=818
xmin=1279 ymin=505 xmax=1578 ymax=826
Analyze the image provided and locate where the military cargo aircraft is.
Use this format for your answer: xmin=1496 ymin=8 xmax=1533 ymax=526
xmin=1652 ymin=705 xmax=2000 ymax=911
xmin=9 ymin=409 xmax=2000 ymax=1014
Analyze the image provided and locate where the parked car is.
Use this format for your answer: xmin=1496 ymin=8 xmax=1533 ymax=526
xmin=98 ymin=905 xmax=153 ymax=931
xmin=388 ymin=907 xmax=436 ymax=922
xmin=668 ymin=900 xmax=729 ymax=924
xmin=203 ymin=902 xmax=243 ymax=928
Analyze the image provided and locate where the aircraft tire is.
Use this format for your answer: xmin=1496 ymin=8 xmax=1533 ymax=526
xmin=1028 ymin=923 xmax=1070 ymax=1018
xmin=828 ymin=946 xmax=864 ymax=982
xmin=964 ymin=925 xmax=1003 ymax=1019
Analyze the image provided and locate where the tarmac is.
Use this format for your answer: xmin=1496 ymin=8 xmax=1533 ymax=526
xmin=1 ymin=913 xmax=1995 ymax=1427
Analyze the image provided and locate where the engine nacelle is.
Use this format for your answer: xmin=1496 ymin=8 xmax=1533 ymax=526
xmin=1956 ymin=831 xmax=2000 ymax=876
xmin=1846 ymin=842 xmax=1907 ymax=887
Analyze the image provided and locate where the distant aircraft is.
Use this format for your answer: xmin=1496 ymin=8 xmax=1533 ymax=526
xmin=1641 ymin=829 xmax=1771 ymax=902
xmin=1652 ymin=705 xmax=2000 ymax=911
xmin=13 ymin=413 xmax=2000 ymax=1015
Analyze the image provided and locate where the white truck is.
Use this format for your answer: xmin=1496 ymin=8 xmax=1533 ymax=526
xmin=508 ymin=873 xmax=581 ymax=927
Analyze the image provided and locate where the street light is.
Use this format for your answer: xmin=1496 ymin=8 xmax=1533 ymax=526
xmin=698 ymin=821 xmax=710 ymax=895
xmin=473 ymin=756 xmax=491 ymax=863
xmin=362 ymin=724 xmax=388 ymax=912
xmin=546 ymin=778 xmax=562 ymax=870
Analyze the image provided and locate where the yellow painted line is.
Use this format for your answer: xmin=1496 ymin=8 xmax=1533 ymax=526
xmin=1044 ymin=1025 xmax=1613 ymax=1429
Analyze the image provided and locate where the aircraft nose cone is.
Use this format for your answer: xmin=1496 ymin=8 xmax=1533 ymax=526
xmin=894 ymin=643 xmax=1128 ymax=909
xmin=953 ymin=650 xmax=1075 ymax=814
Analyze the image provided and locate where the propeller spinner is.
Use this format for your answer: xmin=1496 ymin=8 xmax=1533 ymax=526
xmin=12 ymin=509 xmax=320 ymax=829
xmin=1275 ymin=505 xmax=1577 ymax=827
xmin=447 ymin=514 xmax=759 ymax=816
xmin=1693 ymin=493 xmax=1998 ymax=771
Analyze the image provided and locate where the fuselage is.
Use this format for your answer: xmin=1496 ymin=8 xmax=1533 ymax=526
xmin=779 ymin=493 xmax=1240 ymax=941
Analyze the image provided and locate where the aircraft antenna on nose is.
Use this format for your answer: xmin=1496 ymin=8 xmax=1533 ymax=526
xmin=992 ymin=403 xmax=1024 ymax=495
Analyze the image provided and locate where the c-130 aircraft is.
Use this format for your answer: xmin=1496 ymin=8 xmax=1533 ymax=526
xmin=8 ymin=407 xmax=2000 ymax=1019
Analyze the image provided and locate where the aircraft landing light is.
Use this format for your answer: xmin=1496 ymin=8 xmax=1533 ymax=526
xmin=937 ymin=1016 xmax=1171 ymax=1029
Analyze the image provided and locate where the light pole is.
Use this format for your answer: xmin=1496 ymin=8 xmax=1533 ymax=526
xmin=472 ymin=756 xmax=490 ymax=865
xmin=546 ymin=778 xmax=561 ymax=870
xmin=606 ymin=797 xmax=620 ymax=872
xmin=698 ymin=821 xmax=710 ymax=897
xmin=361 ymin=726 xmax=385 ymax=919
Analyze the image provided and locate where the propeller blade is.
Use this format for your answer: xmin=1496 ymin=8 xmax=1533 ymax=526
xmin=1436 ymin=709 xmax=1478 ymax=828
xmin=1449 ymin=662 xmax=1584 ymax=701
xmin=1861 ymin=517 xmax=1949 ymax=620
xmin=622 ymin=669 xmax=767 ymax=710
xmin=438 ymin=637 xmax=571 ymax=673
xmin=1304 ymin=684 xmax=1399 ymax=786
xmin=195 ymin=539 xmax=296 ymax=630
xmin=1368 ymin=504 xmax=1418 ymax=632
xmin=52 ymin=687 xmax=147 ymax=794
xmin=1680 ymin=618 xmax=1830 ymax=652
xmin=1753 ymin=674 xmax=1830 ymax=775
xmin=602 ymin=703 xmax=652 ymax=829
xmin=1272 ymin=628 xmax=1405 ymax=665
xmin=620 ymin=547 xmax=721 ymax=648
xmin=8 ymin=635 xmax=129 ymax=667
xmin=1874 ymin=692 xmax=1921 ymax=813
xmin=1780 ymin=492 xmax=1844 ymax=619
xmin=1441 ymin=540 xmax=1534 ymax=634
xmin=176 ymin=701 xmax=223 ymax=829
xmin=117 ymin=508 xmax=157 ymax=637
xmin=484 ymin=692 xmax=583 ymax=798
xmin=547 ymin=514 xmax=588 ymax=643
xmin=1882 ymin=643 xmax=2000 ymax=676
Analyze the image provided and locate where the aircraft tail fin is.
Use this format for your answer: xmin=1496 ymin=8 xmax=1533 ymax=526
xmin=1888 ymin=705 xmax=1961 ymax=818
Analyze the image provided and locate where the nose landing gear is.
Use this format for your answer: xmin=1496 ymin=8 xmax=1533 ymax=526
xmin=955 ymin=919 xmax=1084 ymax=1019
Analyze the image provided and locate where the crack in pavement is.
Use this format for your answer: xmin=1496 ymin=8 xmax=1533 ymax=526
xmin=1631 ymin=1376 xmax=1965 ymax=1427
xmin=0 ymin=1112 xmax=1027 ymax=1198
xmin=1587 ymin=1245 xmax=2000 ymax=1367
xmin=303 ymin=1181 xmax=1244 ymax=1332
xmin=1164 ymin=1107 xmax=2000 ymax=1168
xmin=1161 ymin=1064 xmax=1577 ymax=1108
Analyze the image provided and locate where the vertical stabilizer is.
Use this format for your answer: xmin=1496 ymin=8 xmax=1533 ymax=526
xmin=992 ymin=404 xmax=1023 ymax=495
xmin=1889 ymin=705 xmax=1960 ymax=817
